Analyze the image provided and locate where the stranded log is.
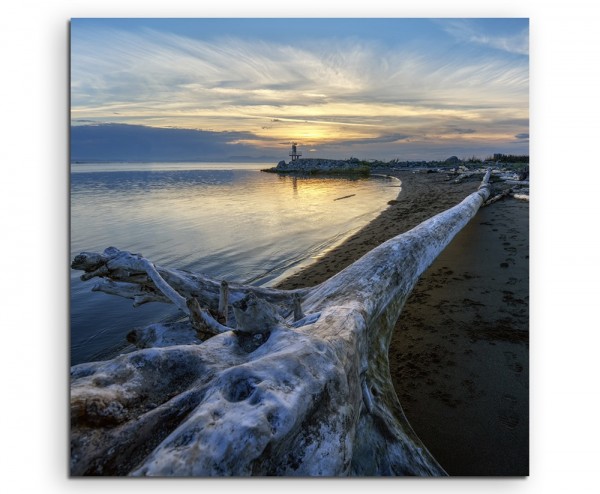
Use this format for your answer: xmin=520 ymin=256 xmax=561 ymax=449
xmin=70 ymin=170 xmax=492 ymax=476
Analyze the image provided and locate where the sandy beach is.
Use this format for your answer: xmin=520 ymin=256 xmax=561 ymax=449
xmin=276 ymin=170 xmax=529 ymax=476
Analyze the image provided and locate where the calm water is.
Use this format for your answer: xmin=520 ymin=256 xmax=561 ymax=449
xmin=70 ymin=162 xmax=401 ymax=364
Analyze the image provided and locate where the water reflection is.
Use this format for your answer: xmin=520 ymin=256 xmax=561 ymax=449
xmin=70 ymin=163 xmax=399 ymax=364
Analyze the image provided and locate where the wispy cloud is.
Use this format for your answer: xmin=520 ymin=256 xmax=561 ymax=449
xmin=437 ymin=19 xmax=529 ymax=56
xmin=335 ymin=133 xmax=411 ymax=146
xmin=71 ymin=20 xmax=528 ymax=159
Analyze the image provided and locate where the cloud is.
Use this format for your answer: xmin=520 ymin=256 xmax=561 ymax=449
xmin=71 ymin=22 xmax=528 ymax=160
xmin=335 ymin=133 xmax=411 ymax=146
xmin=448 ymin=128 xmax=476 ymax=135
xmin=515 ymin=133 xmax=529 ymax=139
xmin=72 ymin=26 xmax=527 ymax=113
xmin=437 ymin=19 xmax=529 ymax=56
xmin=498 ymin=118 xmax=530 ymax=127
xmin=70 ymin=123 xmax=279 ymax=161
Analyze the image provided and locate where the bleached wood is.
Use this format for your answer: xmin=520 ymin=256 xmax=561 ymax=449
xmin=293 ymin=293 xmax=304 ymax=322
xmin=91 ymin=279 xmax=170 ymax=306
xmin=72 ymin=248 xmax=309 ymax=328
xmin=218 ymin=280 xmax=229 ymax=324
xmin=231 ymin=292 xmax=283 ymax=334
xmin=139 ymin=258 xmax=189 ymax=315
xmin=484 ymin=187 xmax=512 ymax=206
xmin=187 ymin=297 xmax=232 ymax=335
xmin=70 ymin=171 xmax=492 ymax=477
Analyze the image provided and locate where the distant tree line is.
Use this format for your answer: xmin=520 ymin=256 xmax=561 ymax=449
xmin=487 ymin=154 xmax=529 ymax=163
xmin=343 ymin=154 xmax=529 ymax=170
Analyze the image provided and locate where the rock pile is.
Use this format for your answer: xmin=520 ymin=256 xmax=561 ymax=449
xmin=264 ymin=158 xmax=370 ymax=175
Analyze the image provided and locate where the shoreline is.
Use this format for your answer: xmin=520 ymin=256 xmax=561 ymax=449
xmin=264 ymin=173 xmax=402 ymax=287
xmin=275 ymin=170 xmax=478 ymax=289
xmin=275 ymin=169 xmax=529 ymax=475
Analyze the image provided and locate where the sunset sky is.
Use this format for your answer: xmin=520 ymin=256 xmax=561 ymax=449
xmin=71 ymin=18 xmax=529 ymax=161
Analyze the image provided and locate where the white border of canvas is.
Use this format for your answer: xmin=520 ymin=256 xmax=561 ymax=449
xmin=2 ymin=1 xmax=598 ymax=492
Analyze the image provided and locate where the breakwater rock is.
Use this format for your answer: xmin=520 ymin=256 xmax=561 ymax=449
xmin=263 ymin=158 xmax=370 ymax=175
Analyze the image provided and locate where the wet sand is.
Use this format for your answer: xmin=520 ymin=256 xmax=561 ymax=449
xmin=275 ymin=170 xmax=529 ymax=476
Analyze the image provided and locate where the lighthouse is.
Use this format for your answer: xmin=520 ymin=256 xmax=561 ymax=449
xmin=289 ymin=142 xmax=302 ymax=161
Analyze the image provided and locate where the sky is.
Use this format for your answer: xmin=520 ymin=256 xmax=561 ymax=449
xmin=71 ymin=18 xmax=529 ymax=161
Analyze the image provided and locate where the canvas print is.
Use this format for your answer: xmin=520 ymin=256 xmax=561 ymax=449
xmin=70 ymin=18 xmax=529 ymax=476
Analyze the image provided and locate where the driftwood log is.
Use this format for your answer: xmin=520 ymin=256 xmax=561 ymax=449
xmin=484 ymin=187 xmax=513 ymax=206
xmin=70 ymin=170 xmax=492 ymax=476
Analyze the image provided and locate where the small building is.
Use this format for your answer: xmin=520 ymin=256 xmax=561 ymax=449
xmin=289 ymin=142 xmax=302 ymax=161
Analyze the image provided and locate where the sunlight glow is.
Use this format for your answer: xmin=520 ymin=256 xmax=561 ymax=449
xmin=71 ymin=19 xmax=529 ymax=160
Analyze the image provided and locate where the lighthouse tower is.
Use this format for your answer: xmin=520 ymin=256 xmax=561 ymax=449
xmin=289 ymin=142 xmax=302 ymax=161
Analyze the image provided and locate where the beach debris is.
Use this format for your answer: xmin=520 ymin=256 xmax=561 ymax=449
xmin=453 ymin=172 xmax=473 ymax=183
xmin=479 ymin=167 xmax=529 ymax=206
xmin=333 ymin=194 xmax=356 ymax=201
xmin=512 ymin=193 xmax=529 ymax=202
xmin=72 ymin=248 xmax=308 ymax=334
xmin=452 ymin=169 xmax=488 ymax=183
xmin=70 ymin=171 xmax=493 ymax=476
xmin=484 ymin=187 xmax=514 ymax=207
